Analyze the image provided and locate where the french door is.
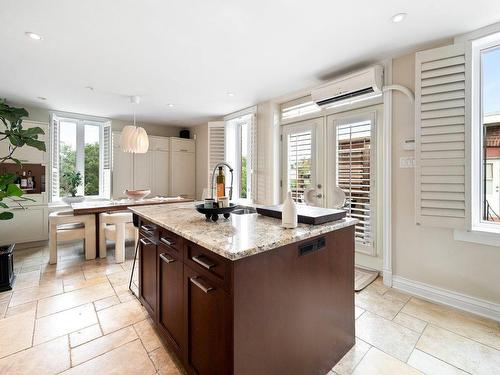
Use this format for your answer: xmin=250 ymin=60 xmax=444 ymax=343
xmin=281 ymin=110 xmax=377 ymax=255
xmin=281 ymin=118 xmax=324 ymax=206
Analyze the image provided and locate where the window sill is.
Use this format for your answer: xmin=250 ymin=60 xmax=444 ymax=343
xmin=453 ymin=228 xmax=500 ymax=247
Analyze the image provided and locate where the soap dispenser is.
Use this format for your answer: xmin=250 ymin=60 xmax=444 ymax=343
xmin=282 ymin=191 xmax=298 ymax=229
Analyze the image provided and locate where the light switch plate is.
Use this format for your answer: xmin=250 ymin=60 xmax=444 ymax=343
xmin=400 ymin=156 xmax=415 ymax=168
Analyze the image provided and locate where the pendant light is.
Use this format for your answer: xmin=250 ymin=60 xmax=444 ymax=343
xmin=120 ymin=96 xmax=149 ymax=153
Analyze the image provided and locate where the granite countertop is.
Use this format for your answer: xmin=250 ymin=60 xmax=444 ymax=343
xmin=129 ymin=202 xmax=358 ymax=261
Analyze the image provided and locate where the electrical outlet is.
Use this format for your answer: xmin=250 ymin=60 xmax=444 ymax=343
xmin=400 ymin=156 xmax=415 ymax=168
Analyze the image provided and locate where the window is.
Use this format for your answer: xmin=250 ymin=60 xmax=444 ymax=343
xmin=472 ymin=33 xmax=500 ymax=228
xmin=224 ymin=112 xmax=256 ymax=201
xmin=286 ymin=130 xmax=313 ymax=203
xmin=51 ymin=114 xmax=111 ymax=201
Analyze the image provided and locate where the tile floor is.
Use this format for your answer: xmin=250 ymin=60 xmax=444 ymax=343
xmin=0 ymin=242 xmax=498 ymax=375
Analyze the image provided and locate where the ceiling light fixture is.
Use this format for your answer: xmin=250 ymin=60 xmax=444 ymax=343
xmin=167 ymin=103 xmax=174 ymax=108
xmin=227 ymin=92 xmax=235 ymax=97
xmin=85 ymin=86 xmax=94 ymax=91
xmin=37 ymin=96 xmax=47 ymax=101
xmin=120 ymin=96 xmax=149 ymax=154
xmin=25 ymin=32 xmax=43 ymax=40
xmin=391 ymin=13 xmax=407 ymax=23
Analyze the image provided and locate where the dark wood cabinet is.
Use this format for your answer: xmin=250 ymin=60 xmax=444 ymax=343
xmin=184 ymin=265 xmax=231 ymax=375
xmin=137 ymin=217 xmax=355 ymax=375
xmin=157 ymin=243 xmax=184 ymax=354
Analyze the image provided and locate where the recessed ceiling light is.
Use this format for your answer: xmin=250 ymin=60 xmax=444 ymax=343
xmin=25 ymin=32 xmax=43 ymax=40
xmin=391 ymin=13 xmax=407 ymax=23
xmin=167 ymin=103 xmax=174 ymax=108
xmin=37 ymin=96 xmax=47 ymax=101
xmin=85 ymin=86 xmax=94 ymax=91
xmin=227 ymin=92 xmax=235 ymax=97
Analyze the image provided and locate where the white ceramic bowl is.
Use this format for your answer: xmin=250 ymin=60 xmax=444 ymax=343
xmin=124 ymin=189 xmax=151 ymax=201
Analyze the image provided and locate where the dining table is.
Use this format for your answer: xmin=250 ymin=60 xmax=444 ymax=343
xmin=71 ymin=196 xmax=194 ymax=255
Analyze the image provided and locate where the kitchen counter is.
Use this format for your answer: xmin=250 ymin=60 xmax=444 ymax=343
xmin=133 ymin=201 xmax=356 ymax=375
xmin=129 ymin=201 xmax=357 ymax=260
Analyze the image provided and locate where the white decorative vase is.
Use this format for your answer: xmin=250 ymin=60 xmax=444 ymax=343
xmin=282 ymin=191 xmax=297 ymax=229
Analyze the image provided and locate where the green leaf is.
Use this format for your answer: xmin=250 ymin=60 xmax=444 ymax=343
xmin=0 ymin=202 xmax=8 ymax=208
xmin=24 ymin=138 xmax=46 ymax=151
xmin=0 ymin=211 xmax=13 ymax=220
xmin=7 ymin=133 xmax=24 ymax=146
xmin=23 ymin=126 xmax=45 ymax=136
xmin=6 ymin=184 xmax=23 ymax=197
xmin=0 ymin=173 xmax=16 ymax=186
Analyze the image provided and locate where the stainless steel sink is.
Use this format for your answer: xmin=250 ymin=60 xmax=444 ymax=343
xmin=232 ymin=206 xmax=257 ymax=215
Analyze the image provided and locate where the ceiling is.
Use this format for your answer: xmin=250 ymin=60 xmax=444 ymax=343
xmin=1 ymin=1 xmax=499 ymax=126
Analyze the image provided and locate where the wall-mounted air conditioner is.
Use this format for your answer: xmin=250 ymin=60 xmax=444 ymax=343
xmin=311 ymin=65 xmax=383 ymax=107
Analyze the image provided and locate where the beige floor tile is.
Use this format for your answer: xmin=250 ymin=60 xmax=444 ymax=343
xmin=366 ymin=277 xmax=390 ymax=295
xmin=332 ymin=338 xmax=371 ymax=375
xmin=150 ymin=346 xmax=182 ymax=374
xmin=384 ymin=288 xmax=411 ymax=303
xmin=107 ymin=270 xmax=130 ymax=286
xmin=134 ymin=318 xmax=162 ymax=352
xmin=356 ymin=311 xmax=420 ymax=362
xmin=0 ymin=311 xmax=35 ymax=359
xmin=69 ymin=324 xmax=102 ymax=348
xmin=355 ymin=306 xmax=365 ymax=320
xmin=36 ymin=282 xmax=114 ymax=318
xmin=33 ymin=303 xmax=98 ymax=345
xmin=63 ymin=339 xmax=156 ymax=375
xmin=0 ymin=335 xmax=70 ymax=374
xmin=408 ymin=348 xmax=470 ymax=375
xmin=94 ymin=295 xmax=120 ymax=311
xmin=98 ymin=299 xmax=147 ymax=334
xmin=393 ymin=312 xmax=427 ymax=334
xmin=63 ymin=275 xmax=108 ymax=293
xmin=0 ymin=301 xmax=7 ymax=317
xmin=12 ymin=270 xmax=41 ymax=290
xmin=403 ymin=298 xmax=500 ymax=350
xmin=355 ymin=288 xmax=406 ymax=320
xmin=83 ymin=264 xmax=123 ymax=279
xmin=352 ymin=347 xmax=423 ymax=375
xmin=0 ymin=291 xmax=12 ymax=303
xmin=71 ymin=325 xmax=137 ymax=365
xmin=5 ymin=300 xmax=37 ymax=318
xmin=417 ymin=324 xmax=500 ymax=375
xmin=9 ymin=281 xmax=63 ymax=307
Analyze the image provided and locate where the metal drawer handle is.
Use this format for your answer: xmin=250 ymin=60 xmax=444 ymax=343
xmin=192 ymin=255 xmax=215 ymax=270
xmin=159 ymin=252 xmax=175 ymax=263
xmin=140 ymin=238 xmax=152 ymax=246
xmin=180 ymin=149 xmax=188 ymax=152
xmin=141 ymin=224 xmax=155 ymax=232
xmin=160 ymin=237 xmax=175 ymax=247
xmin=189 ymin=276 xmax=213 ymax=293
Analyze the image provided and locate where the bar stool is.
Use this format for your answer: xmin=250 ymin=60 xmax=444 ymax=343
xmin=48 ymin=210 xmax=96 ymax=264
xmin=99 ymin=212 xmax=137 ymax=263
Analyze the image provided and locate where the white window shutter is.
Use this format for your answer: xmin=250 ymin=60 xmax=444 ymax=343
xmin=207 ymin=121 xmax=225 ymax=189
xmin=248 ymin=113 xmax=258 ymax=201
xmin=101 ymin=121 xmax=112 ymax=198
xmin=50 ymin=115 xmax=60 ymax=201
xmin=415 ymin=43 xmax=470 ymax=229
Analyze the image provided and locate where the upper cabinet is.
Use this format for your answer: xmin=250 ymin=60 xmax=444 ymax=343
xmin=170 ymin=138 xmax=195 ymax=199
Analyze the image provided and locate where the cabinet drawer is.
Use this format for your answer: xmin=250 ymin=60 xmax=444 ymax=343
xmin=139 ymin=218 xmax=158 ymax=241
xmin=185 ymin=241 xmax=230 ymax=289
xmin=159 ymin=228 xmax=182 ymax=253
xmin=170 ymin=138 xmax=195 ymax=153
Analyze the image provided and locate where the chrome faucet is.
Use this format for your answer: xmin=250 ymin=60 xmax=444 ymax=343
xmin=210 ymin=162 xmax=234 ymax=200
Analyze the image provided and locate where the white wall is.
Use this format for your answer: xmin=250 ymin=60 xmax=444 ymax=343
xmin=392 ymin=52 xmax=500 ymax=304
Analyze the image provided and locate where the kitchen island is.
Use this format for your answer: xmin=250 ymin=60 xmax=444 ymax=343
xmin=130 ymin=202 xmax=357 ymax=375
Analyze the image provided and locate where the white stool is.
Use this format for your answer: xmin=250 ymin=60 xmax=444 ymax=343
xmin=49 ymin=211 xmax=96 ymax=264
xmin=99 ymin=212 xmax=137 ymax=263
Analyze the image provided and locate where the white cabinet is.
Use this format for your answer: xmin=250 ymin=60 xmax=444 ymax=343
xmin=152 ymin=150 xmax=169 ymax=197
xmin=170 ymin=138 xmax=195 ymax=198
xmin=0 ymin=206 xmax=48 ymax=246
xmin=133 ymin=152 xmax=153 ymax=191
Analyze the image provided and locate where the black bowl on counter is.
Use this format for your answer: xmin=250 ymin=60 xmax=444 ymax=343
xmin=195 ymin=203 xmax=238 ymax=222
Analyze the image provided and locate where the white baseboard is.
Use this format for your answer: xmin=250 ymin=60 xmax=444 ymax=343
xmin=392 ymin=275 xmax=500 ymax=322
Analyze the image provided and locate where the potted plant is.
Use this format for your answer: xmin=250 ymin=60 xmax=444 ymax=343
xmin=61 ymin=170 xmax=85 ymax=204
xmin=0 ymin=99 xmax=46 ymax=291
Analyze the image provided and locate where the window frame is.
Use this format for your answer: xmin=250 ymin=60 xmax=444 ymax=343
xmin=51 ymin=113 xmax=111 ymax=202
xmin=471 ymin=32 xmax=500 ymax=234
